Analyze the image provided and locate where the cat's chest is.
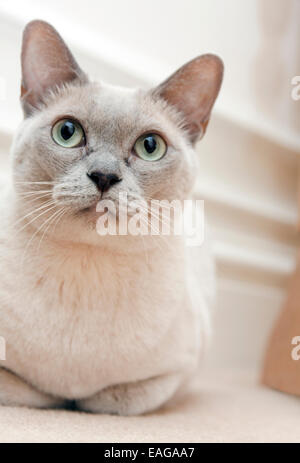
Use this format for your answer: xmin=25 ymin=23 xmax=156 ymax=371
xmin=1 ymin=247 xmax=187 ymax=397
xmin=10 ymin=250 xmax=178 ymax=330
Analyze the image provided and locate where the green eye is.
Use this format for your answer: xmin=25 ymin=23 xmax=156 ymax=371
xmin=52 ymin=119 xmax=85 ymax=148
xmin=134 ymin=133 xmax=167 ymax=161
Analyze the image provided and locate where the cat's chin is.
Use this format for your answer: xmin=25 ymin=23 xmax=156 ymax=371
xmin=66 ymin=208 xmax=99 ymax=236
xmin=48 ymin=206 xmax=167 ymax=252
xmin=77 ymin=204 xmax=109 ymax=224
xmin=79 ymin=205 xmax=99 ymax=217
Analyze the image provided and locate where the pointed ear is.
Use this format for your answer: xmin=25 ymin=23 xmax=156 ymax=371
xmin=154 ymin=54 xmax=223 ymax=143
xmin=21 ymin=20 xmax=88 ymax=116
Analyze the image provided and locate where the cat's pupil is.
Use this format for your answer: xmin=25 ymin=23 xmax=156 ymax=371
xmin=144 ymin=136 xmax=157 ymax=154
xmin=61 ymin=121 xmax=75 ymax=140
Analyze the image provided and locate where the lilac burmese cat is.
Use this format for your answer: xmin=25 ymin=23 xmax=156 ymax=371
xmin=0 ymin=20 xmax=223 ymax=414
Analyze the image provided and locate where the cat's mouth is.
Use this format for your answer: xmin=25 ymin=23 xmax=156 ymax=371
xmin=75 ymin=195 xmax=145 ymax=220
xmin=52 ymin=187 xmax=150 ymax=232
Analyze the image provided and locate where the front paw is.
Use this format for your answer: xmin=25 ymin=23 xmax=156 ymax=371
xmin=77 ymin=374 xmax=182 ymax=416
xmin=0 ymin=368 xmax=65 ymax=409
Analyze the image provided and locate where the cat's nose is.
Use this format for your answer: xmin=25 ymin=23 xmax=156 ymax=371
xmin=87 ymin=171 xmax=122 ymax=193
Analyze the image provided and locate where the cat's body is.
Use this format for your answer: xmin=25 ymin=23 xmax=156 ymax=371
xmin=0 ymin=178 xmax=213 ymax=413
xmin=0 ymin=21 xmax=222 ymax=414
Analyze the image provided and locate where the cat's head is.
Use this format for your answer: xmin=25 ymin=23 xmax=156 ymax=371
xmin=12 ymin=20 xmax=223 ymax=246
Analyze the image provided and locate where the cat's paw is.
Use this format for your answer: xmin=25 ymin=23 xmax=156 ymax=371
xmin=0 ymin=368 xmax=65 ymax=409
xmin=77 ymin=373 xmax=182 ymax=416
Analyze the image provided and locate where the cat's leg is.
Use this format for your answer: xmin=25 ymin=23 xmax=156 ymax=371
xmin=77 ymin=373 xmax=183 ymax=416
xmin=0 ymin=368 xmax=65 ymax=409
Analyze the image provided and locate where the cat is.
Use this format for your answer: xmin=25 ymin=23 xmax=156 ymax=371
xmin=0 ymin=20 xmax=223 ymax=415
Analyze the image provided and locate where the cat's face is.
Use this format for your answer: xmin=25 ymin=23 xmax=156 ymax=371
xmin=13 ymin=83 xmax=196 ymax=212
xmin=12 ymin=20 xmax=223 ymax=246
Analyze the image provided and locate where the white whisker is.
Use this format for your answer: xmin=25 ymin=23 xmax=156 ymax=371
xmin=13 ymin=199 xmax=56 ymax=231
xmin=20 ymin=205 xmax=60 ymax=268
xmin=14 ymin=203 xmax=57 ymax=238
xmin=37 ymin=207 xmax=66 ymax=252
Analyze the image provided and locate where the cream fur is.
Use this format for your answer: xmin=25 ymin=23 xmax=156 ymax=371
xmin=0 ymin=20 xmax=221 ymax=415
xmin=0 ymin=184 xmax=214 ymax=414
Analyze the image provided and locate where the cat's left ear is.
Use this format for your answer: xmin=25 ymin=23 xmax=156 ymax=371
xmin=153 ymin=54 xmax=223 ymax=143
xmin=21 ymin=20 xmax=88 ymax=116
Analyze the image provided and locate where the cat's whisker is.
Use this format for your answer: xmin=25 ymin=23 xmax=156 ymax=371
xmin=16 ymin=193 xmax=53 ymax=205
xmin=14 ymin=181 xmax=54 ymax=185
xmin=113 ymin=191 xmax=172 ymax=220
xmin=19 ymin=194 xmax=53 ymax=205
xmin=20 ymin=206 xmax=62 ymax=267
xmin=123 ymin=200 xmax=172 ymax=231
xmin=12 ymin=199 xmax=57 ymax=231
xmin=115 ymin=197 xmax=172 ymax=237
xmin=93 ymin=192 xmax=173 ymax=246
xmin=37 ymin=207 xmax=66 ymax=252
xmin=139 ymin=206 xmax=172 ymax=230
xmin=52 ymin=207 xmax=67 ymax=232
xmin=137 ymin=205 xmax=176 ymax=252
xmin=14 ymin=202 xmax=57 ymax=237
xmin=18 ymin=190 xmax=53 ymax=197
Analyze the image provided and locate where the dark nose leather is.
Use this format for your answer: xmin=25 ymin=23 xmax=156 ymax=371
xmin=87 ymin=171 xmax=121 ymax=193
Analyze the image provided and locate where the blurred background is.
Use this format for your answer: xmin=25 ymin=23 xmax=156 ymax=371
xmin=0 ymin=0 xmax=299 ymax=374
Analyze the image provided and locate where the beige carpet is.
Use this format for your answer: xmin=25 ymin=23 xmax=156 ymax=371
xmin=1 ymin=369 xmax=300 ymax=443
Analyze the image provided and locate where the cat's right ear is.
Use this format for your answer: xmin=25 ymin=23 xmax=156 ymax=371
xmin=21 ymin=20 xmax=88 ymax=116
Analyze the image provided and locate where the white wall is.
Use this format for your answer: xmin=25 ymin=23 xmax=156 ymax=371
xmin=0 ymin=0 xmax=299 ymax=371
xmin=0 ymin=0 xmax=299 ymax=146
